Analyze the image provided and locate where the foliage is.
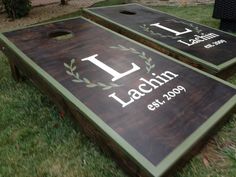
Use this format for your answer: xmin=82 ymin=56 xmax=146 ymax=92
xmin=64 ymin=58 xmax=122 ymax=90
xmin=110 ymin=45 xmax=155 ymax=73
xmin=2 ymin=0 xmax=31 ymax=19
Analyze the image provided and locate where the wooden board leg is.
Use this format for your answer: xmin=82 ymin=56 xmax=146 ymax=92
xmin=9 ymin=61 xmax=21 ymax=81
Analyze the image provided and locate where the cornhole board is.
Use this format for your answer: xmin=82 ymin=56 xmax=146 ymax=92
xmin=84 ymin=4 xmax=236 ymax=78
xmin=0 ymin=17 xmax=236 ymax=177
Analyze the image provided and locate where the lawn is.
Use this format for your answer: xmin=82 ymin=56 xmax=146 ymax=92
xmin=0 ymin=1 xmax=236 ymax=177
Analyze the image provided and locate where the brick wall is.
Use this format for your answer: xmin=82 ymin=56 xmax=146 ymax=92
xmin=131 ymin=0 xmax=214 ymax=6
xmin=0 ymin=0 xmax=215 ymax=13
xmin=0 ymin=0 xmax=4 ymax=13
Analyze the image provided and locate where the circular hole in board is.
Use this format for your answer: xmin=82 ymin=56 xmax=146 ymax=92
xmin=120 ymin=10 xmax=136 ymax=15
xmin=48 ymin=30 xmax=74 ymax=40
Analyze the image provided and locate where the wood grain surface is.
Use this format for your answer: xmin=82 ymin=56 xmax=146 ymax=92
xmin=1 ymin=17 xmax=236 ymax=177
xmin=84 ymin=4 xmax=236 ymax=76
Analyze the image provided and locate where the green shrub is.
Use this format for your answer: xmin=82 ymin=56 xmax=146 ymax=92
xmin=2 ymin=0 xmax=31 ymax=19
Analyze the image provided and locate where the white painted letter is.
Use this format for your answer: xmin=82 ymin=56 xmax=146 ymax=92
xmin=150 ymin=23 xmax=192 ymax=36
xmin=138 ymin=84 xmax=153 ymax=94
xmin=128 ymin=89 xmax=145 ymax=100
xmin=147 ymin=104 xmax=155 ymax=111
xmin=82 ymin=54 xmax=140 ymax=81
xmin=108 ymin=93 xmax=134 ymax=108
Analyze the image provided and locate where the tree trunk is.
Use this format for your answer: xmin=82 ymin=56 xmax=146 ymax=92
xmin=61 ymin=0 xmax=67 ymax=5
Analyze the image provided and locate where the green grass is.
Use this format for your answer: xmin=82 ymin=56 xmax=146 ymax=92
xmin=156 ymin=5 xmax=220 ymax=28
xmin=46 ymin=0 xmax=128 ymax=21
xmin=0 ymin=53 xmax=126 ymax=177
xmin=91 ymin=0 xmax=128 ymax=7
xmin=1 ymin=1 xmax=236 ymax=177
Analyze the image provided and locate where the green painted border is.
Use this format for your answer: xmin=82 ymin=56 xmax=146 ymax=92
xmin=84 ymin=3 xmax=236 ymax=73
xmin=0 ymin=16 xmax=236 ymax=177
xmin=1 ymin=15 xmax=86 ymax=33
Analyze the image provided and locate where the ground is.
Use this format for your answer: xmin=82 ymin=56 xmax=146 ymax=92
xmin=0 ymin=0 xmax=104 ymax=32
xmin=0 ymin=1 xmax=236 ymax=177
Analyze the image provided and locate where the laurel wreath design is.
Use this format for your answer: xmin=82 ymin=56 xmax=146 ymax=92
xmin=140 ymin=20 xmax=203 ymax=38
xmin=64 ymin=59 xmax=122 ymax=90
xmin=110 ymin=45 xmax=155 ymax=73
xmin=64 ymin=45 xmax=155 ymax=90
xmin=140 ymin=24 xmax=182 ymax=39
xmin=167 ymin=19 xmax=202 ymax=34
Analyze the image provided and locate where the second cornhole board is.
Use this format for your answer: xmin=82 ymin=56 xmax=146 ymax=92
xmin=0 ymin=17 xmax=236 ymax=177
xmin=84 ymin=4 xmax=236 ymax=78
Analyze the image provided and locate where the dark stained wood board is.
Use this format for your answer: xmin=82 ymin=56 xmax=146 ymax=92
xmin=0 ymin=17 xmax=236 ymax=177
xmin=84 ymin=4 xmax=236 ymax=78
